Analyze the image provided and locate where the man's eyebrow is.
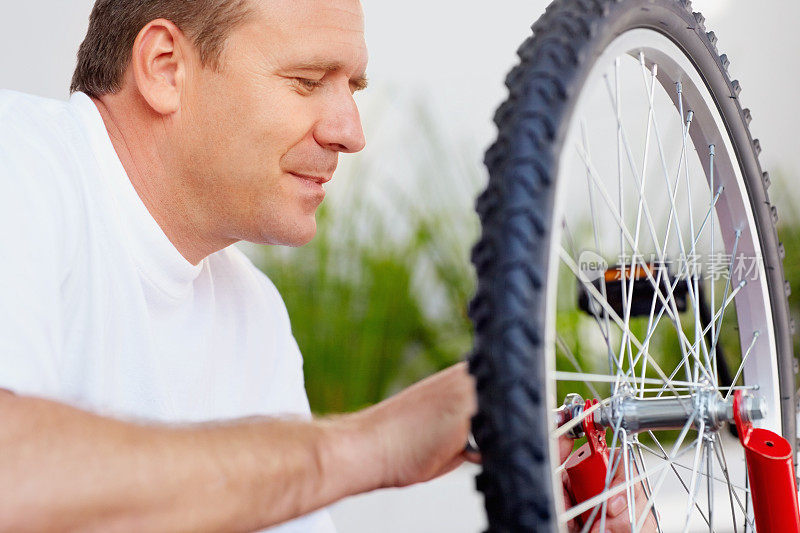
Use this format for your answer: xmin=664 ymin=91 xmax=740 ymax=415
xmin=285 ymin=60 xmax=369 ymax=91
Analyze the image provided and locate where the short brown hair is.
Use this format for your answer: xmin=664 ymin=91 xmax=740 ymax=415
xmin=70 ymin=0 xmax=253 ymax=97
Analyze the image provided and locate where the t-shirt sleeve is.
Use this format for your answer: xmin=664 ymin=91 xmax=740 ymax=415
xmin=0 ymin=110 xmax=72 ymax=398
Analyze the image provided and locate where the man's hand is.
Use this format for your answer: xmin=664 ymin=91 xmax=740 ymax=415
xmin=558 ymin=435 xmax=658 ymax=533
xmin=348 ymin=362 xmax=478 ymax=489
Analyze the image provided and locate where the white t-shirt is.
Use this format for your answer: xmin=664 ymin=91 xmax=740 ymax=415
xmin=0 ymin=90 xmax=336 ymax=533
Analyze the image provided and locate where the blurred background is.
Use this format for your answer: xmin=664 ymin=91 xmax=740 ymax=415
xmin=2 ymin=0 xmax=798 ymax=531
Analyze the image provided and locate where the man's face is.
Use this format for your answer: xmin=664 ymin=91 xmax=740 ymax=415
xmin=179 ymin=0 xmax=367 ymax=247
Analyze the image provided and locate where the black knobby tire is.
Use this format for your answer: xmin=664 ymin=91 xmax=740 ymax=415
xmin=467 ymin=0 xmax=796 ymax=531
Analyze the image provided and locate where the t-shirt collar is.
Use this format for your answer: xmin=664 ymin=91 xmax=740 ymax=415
xmin=69 ymin=91 xmax=204 ymax=298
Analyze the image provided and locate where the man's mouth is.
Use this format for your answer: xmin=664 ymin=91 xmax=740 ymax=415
xmin=288 ymin=171 xmax=332 ymax=185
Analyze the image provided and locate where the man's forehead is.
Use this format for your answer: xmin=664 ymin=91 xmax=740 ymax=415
xmin=252 ymin=0 xmax=365 ymax=38
xmin=251 ymin=0 xmax=367 ymax=71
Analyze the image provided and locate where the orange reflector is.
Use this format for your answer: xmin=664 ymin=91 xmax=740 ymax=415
xmin=603 ymin=263 xmax=656 ymax=282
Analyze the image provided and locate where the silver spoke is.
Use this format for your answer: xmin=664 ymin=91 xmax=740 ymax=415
xmin=622 ymin=174 xmax=725 ymax=388
xmin=563 ymin=219 xmax=619 ymax=373
xmin=552 ymin=371 xmax=706 ymax=388
xmin=632 ymin=414 xmax=699 ymax=531
xmin=709 ymin=144 xmax=719 ymax=383
xmin=623 ymin=431 xmax=637 ymax=526
xmin=637 ymin=436 xmax=751 ymax=493
xmin=556 ymin=333 xmax=602 ymax=399
xmin=604 ymin=68 xmax=694 ymax=389
xmin=580 ymin=118 xmax=616 ymax=372
xmin=573 ymin=143 xmax=710 ymax=381
xmin=632 ymin=437 xmax=663 ymax=531
xmin=723 ymin=330 xmax=761 ymax=400
xmin=717 ymin=439 xmax=738 ymax=532
xmin=560 ymin=248 xmax=691 ymax=396
xmin=612 ymin=58 xmax=632 ymax=386
xmin=681 ymin=419 xmax=706 ymax=532
xmin=715 ymin=439 xmax=756 ymax=530
xmin=653 ymin=280 xmax=747 ymax=398
xmin=706 ymin=437 xmax=715 ymax=532
xmin=635 ymin=57 xmax=665 ymax=400
xmin=627 ymin=183 xmax=724 ymax=383
xmin=677 ymin=82 xmax=709 ymax=387
xmin=710 ymin=230 xmax=742 ymax=358
xmin=638 ymin=62 xmax=711 ymax=375
xmin=640 ymin=432 xmax=711 ymax=528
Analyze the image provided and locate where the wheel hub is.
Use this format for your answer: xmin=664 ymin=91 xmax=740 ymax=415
xmin=556 ymin=389 xmax=766 ymax=437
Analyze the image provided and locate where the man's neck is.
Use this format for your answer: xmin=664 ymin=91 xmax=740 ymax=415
xmin=91 ymin=94 xmax=233 ymax=266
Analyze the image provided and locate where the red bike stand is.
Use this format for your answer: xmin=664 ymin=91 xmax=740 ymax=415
xmin=733 ymin=390 xmax=800 ymax=532
xmin=564 ymin=399 xmax=610 ymax=527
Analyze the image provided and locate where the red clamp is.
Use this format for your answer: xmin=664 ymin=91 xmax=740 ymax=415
xmin=733 ymin=390 xmax=800 ymax=532
xmin=564 ymin=398 xmax=610 ymax=527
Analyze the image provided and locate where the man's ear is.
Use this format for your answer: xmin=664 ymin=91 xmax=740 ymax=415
xmin=130 ymin=19 xmax=190 ymax=115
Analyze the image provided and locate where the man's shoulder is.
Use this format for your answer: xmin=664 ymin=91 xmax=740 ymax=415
xmin=0 ymin=89 xmax=72 ymax=138
xmin=0 ymin=91 xmax=98 ymax=279
xmin=0 ymin=89 xmax=65 ymax=111
xmin=0 ymin=90 xmax=81 ymax=174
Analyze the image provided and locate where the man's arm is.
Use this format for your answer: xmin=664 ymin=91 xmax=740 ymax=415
xmin=0 ymin=363 xmax=476 ymax=532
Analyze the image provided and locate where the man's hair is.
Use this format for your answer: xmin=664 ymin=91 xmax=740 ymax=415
xmin=70 ymin=0 xmax=253 ymax=97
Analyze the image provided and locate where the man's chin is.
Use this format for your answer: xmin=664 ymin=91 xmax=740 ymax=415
xmin=257 ymin=219 xmax=317 ymax=248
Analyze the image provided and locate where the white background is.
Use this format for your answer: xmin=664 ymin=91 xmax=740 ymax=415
xmin=1 ymin=1 xmax=797 ymax=531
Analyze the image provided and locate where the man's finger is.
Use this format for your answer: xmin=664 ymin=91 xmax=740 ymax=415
xmin=597 ymin=452 xmax=658 ymax=533
xmin=461 ymin=448 xmax=482 ymax=465
xmin=559 ymin=435 xmax=574 ymax=463
xmin=431 ymin=454 xmax=465 ymax=479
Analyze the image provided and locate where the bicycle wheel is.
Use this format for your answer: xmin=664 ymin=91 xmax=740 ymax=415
xmin=468 ymin=0 xmax=796 ymax=531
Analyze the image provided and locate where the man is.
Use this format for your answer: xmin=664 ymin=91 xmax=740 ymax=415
xmin=0 ymin=0 xmax=477 ymax=530
xmin=0 ymin=0 xmax=647 ymax=531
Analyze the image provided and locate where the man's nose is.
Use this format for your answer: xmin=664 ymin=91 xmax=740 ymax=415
xmin=314 ymin=91 xmax=366 ymax=154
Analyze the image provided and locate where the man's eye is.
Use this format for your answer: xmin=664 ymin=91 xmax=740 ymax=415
xmin=296 ymin=78 xmax=323 ymax=91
